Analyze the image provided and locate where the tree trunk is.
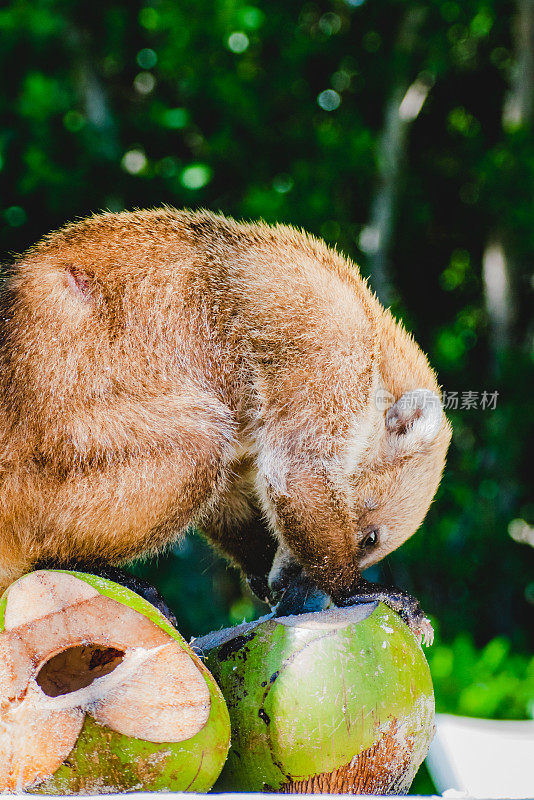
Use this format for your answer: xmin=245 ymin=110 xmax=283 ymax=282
xmin=361 ymin=7 xmax=430 ymax=304
xmin=483 ymin=1 xmax=534 ymax=367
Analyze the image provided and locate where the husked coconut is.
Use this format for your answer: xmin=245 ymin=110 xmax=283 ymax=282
xmin=196 ymin=601 xmax=435 ymax=795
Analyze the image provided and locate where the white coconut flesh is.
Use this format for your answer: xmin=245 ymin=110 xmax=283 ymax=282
xmin=192 ymin=602 xmax=379 ymax=655
xmin=0 ymin=571 xmax=210 ymax=791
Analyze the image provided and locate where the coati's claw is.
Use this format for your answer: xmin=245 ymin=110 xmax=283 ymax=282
xmin=246 ymin=573 xmax=273 ymax=605
xmin=396 ymin=598 xmax=434 ymax=646
xmin=397 ymin=604 xmax=434 ymax=646
xmin=418 ymin=617 xmax=435 ymax=647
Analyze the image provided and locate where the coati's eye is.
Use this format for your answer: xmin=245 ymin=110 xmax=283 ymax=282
xmin=361 ymin=527 xmax=379 ymax=550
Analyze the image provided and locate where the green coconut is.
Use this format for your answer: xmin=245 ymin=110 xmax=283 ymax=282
xmin=195 ymin=601 xmax=435 ymax=794
xmin=0 ymin=570 xmax=230 ymax=793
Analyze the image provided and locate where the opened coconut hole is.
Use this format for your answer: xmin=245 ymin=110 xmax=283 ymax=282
xmin=36 ymin=644 xmax=125 ymax=697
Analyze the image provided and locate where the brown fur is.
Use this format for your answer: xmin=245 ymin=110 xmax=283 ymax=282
xmin=0 ymin=208 xmax=451 ymax=596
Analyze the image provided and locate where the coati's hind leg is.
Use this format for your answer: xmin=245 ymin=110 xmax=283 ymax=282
xmin=5 ymin=389 xmax=238 ymax=609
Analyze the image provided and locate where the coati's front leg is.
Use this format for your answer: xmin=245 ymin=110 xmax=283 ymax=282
xmin=197 ymin=462 xmax=279 ymax=604
xmin=199 ymin=512 xmax=278 ymax=604
xmin=198 ymin=459 xmax=342 ymax=612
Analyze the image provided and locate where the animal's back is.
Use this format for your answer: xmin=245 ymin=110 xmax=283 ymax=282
xmin=6 ymin=207 xmax=379 ymax=421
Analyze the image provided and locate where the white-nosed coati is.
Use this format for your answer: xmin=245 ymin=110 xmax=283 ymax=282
xmin=0 ymin=209 xmax=451 ymax=634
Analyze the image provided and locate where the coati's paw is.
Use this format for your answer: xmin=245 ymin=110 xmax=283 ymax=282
xmin=116 ymin=571 xmax=179 ymax=629
xmin=333 ymin=579 xmax=434 ymax=647
xmin=394 ymin=599 xmax=434 ymax=646
xmin=385 ymin=592 xmax=434 ymax=646
xmin=418 ymin=616 xmax=435 ymax=647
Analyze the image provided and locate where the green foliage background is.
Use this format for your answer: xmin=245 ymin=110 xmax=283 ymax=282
xmin=1 ymin=0 xmax=533 ymax=785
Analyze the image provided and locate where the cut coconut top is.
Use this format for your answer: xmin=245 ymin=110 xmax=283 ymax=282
xmin=2 ymin=571 xmax=100 ymax=630
xmin=192 ymin=602 xmax=379 ymax=655
xmin=0 ymin=570 xmax=211 ymax=792
xmin=276 ymin=601 xmax=378 ymax=630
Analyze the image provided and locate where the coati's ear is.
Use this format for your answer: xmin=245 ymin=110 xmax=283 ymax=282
xmin=65 ymin=265 xmax=92 ymax=302
xmin=385 ymin=389 xmax=443 ymax=453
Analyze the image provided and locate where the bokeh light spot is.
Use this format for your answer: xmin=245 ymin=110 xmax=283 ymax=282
xmin=321 ymin=220 xmax=341 ymax=241
xmin=317 ymin=89 xmax=341 ymax=111
xmin=157 ymin=156 xmax=180 ymax=178
xmin=63 ymin=110 xmax=85 ymax=132
xmin=137 ymin=48 xmax=157 ymax=69
xmin=272 ymin=174 xmax=294 ymax=194
xmin=440 ymin=249 xmax=470 ymax=290
xmin=436 ymin=329 xmax=466 ymax=365
xmin=440 ymin=2 xmax=460 ymax=22
xmin=319 ymin=13 xmax=342 ymax=35
xmin=332 ymin=70 xmax=352 ymax=92
xmin=4 ymin=206 xmax=27 ymax=227
xmin=363 ymin=31 xmax=381 ymax=52
xmin=238 ymin=6 xmax=265 ymax=30
xmin=509 ymin=519 xmax=534 ymax=547
xmin=134 ymin=72 xmax=156 ymax=94
xmin=448 ymin=106 xmax=480 ymax=137
xmin=121 ymin=149 xmax=147 ymax=174
xmin=180 ymin=163 xmax=213 ymax=189
xmin=227 ymin=32 xmax=249 ymax=53
xmin=471 ymin=9 xmax=493 ymax=37
xmin=139 ymin=7 xmax=159 ymax=29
